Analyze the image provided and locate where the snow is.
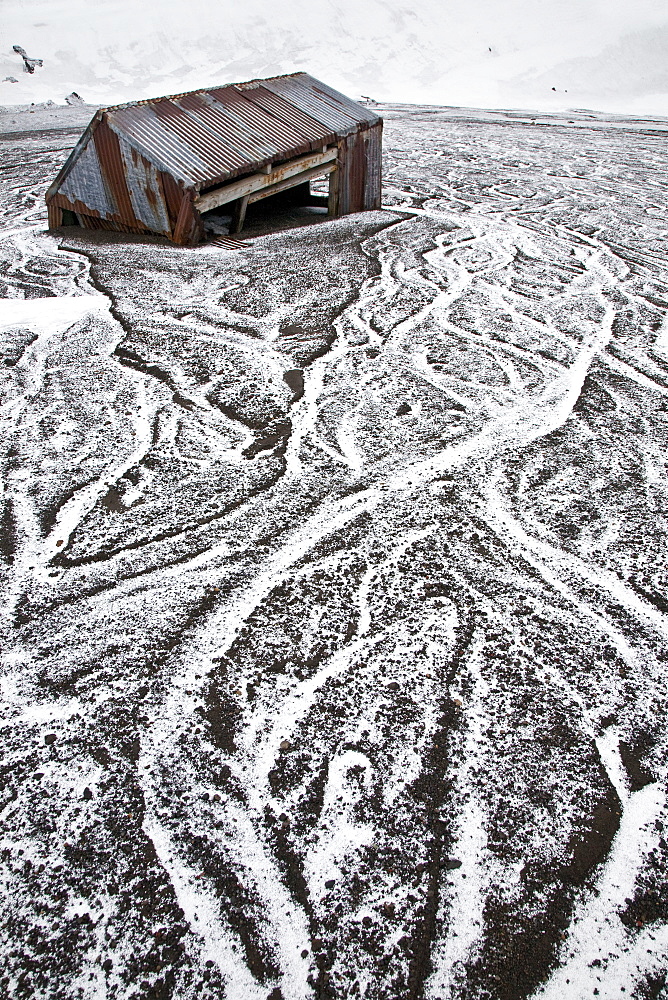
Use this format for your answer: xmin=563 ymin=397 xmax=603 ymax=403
xmin=1 ymin=0 xmax=667 ymax=114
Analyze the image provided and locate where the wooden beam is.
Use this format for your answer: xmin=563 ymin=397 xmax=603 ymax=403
xmin=247 ymin=163 xmax=336 ymax=205
xmin=195 ymin=147 xmax=338 ymax=214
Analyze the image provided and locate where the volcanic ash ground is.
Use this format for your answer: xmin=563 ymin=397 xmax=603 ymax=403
xmin=1 ymin=104 xmax=668 ymax=1000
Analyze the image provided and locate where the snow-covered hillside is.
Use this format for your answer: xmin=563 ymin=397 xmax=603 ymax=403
xmin=1 ymin=0 xmax=667 ymax=114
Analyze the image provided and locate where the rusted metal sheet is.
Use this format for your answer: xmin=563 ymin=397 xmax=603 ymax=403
xmin=261 ymin=75 xmax=368 ymax=135
xmin=209 ymin=88 xmax=314 ymax=155
xmin=58 ymin=135 xmax=118 ymax=219
xmin=237 ymin=85 xmax=335 ymax=147
xmin=333 ymin=121 xmax=383 ymax=216
xmin=45 ymin=117 xmax=100 ymax=203
xmin=306 ymin=76 xmax=380 ymax=126
xmin=118 ymin=137 xmax=172 ymax=236
xmin=176 ymin=91 xmax=276 ymax=170
xmin=106 ymin=105 xmax=209 ymax=184
xmin=46 ymin=72 xmax=383 ymax=245
xmin=93 ymin=120 xmax=143 ymax=228
xmin=75 ymin=214 xmax=130 ymax=233
xmin=364 ymin=122 xmax=383 ymax=210
xmin=47 ymin=202 xmax=62 ymax=228
xmin=49 ymin=122 xmax=162 ymax=238
xmin=185 ymin=89 xmax=304 ymax=168
xmin=159 ymin=171 xmax=186 ymax=231
xmin=104 ymin=73 xmax=378 ymax=193
xmin=150 ymin=98 xmax=253 ymax=183
xmin=172 ymin=188 xmax=203 ymax=246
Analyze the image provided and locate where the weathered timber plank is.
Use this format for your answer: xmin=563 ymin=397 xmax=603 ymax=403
xmin=172 ymin=192 xmax=196 ymax=244
xmin=195 ymin=147 xmax=338 ymax=213
xmin=247 ymin=163 xmax=336 ymax=205
xmin=328 ymin=156 xmax=340 ymax=216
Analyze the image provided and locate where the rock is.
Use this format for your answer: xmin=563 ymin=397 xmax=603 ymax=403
xmin=283 ymin=369 xmax=304 ymax=399
xmin=12 ymin=46 xmax=43 ymax=74
xmin=44 ymin=734 xmax=56 ymax=746
xmin=618 ymin=739 xmax=656 ymax=791
xmin=82 ymin=787 xmax=93 ymax=801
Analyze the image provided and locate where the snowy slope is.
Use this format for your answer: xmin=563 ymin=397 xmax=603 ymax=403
xmin=1 ymin=0 xmax=667 ymax=114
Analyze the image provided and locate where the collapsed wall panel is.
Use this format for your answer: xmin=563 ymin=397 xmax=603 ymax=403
xmin=58 ymin=138 xmax=118 ymax=220
xmin=92 ymin=121 xmax=153 ymax=234
xmin=118 ymin=138 xmax=172 ymax=237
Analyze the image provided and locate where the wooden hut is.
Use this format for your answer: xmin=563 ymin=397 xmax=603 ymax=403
xmin=45 ymin=73 xmax=383 ymax=245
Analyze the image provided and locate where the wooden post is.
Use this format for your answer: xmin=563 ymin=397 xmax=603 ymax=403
xmin=230 ymin=195 xmax=249 ymax=234
xmin=328 ymin=166 xmax=339 ymax=217
xmin=173 ymin=192 xmax=195 ymax=245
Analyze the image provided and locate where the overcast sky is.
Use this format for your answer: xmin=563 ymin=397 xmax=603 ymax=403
xmin=2 ymin=0 xmax=667 ymax=114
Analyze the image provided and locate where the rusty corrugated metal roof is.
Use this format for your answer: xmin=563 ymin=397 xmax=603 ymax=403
xmin=97 ymin=72 xmax=380 ymax=192
xmin=256 ymin=74 xmax=376 ymax=133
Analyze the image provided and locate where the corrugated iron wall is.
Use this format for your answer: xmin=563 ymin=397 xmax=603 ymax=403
xmin=363 ymin=122 xmax=383 ymax=211
xmin=58 ymin=137 xmax=118 ymax=219
xmin=335 ymin=121 xmax=383 ymax=216
xmin=118 ymin=138 xmax=172 ymax=236
xmin=48 ymin=118 xmax=182 ymax=239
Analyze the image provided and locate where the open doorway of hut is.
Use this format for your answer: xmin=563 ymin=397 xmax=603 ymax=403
xmin=200 ymin=178 xmax=329 ymax=242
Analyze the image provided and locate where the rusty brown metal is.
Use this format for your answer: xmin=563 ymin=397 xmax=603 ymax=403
xmin=364 ymin=123 xmax=383 ymax=210
xmin=46 ymin=72 xmax=383 ymax=245
xmin=260 ymin=75 xmax=371 ymax=134
xmin=47 ymin=202 xmax=62 ymax=228
xmin=93 ymin=120 xmax=140 ymax=226
xmin=209 ymin=88 xmax=315 ymax=154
